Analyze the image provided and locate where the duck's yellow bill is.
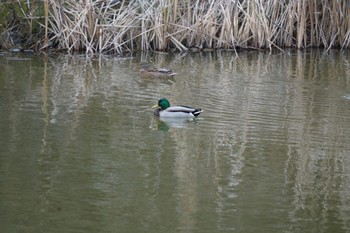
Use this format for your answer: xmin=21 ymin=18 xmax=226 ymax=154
xmin=152 ymin=104 xmax=159 ymax=108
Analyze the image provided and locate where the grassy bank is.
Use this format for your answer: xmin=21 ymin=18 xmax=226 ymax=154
xmin=1 ymin=0 xmax=350 ymax=53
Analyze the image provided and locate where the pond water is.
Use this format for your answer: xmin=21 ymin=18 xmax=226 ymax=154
xmin=1 ymin=50 xmax=350 ymax=233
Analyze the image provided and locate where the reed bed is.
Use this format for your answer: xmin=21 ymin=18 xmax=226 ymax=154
xmin=2 ymin=0 xmax=350 ymax=53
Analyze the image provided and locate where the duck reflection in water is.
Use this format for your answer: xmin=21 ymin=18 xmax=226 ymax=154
xmin=151 ymin=117 xmax=198 ymax=131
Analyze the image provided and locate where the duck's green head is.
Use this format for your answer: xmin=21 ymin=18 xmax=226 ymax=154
xmin=155 ymin=98 xmax=170 ymax=110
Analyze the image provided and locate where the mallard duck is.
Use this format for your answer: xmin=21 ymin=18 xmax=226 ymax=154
xmin=153 ymin=98 xmax=203 ymax=118
xmin=139 ymin=63 xmax=176 ymax=78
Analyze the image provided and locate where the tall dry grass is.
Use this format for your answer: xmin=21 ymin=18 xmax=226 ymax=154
xmin=39 ymin=0 xmax=350 ymax=53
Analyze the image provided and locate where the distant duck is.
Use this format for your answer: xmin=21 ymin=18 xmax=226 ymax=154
xmin=153 ymin=98 xmax=203 ymax=118
xmin=139 ymin=63 xmax=176 ymax=78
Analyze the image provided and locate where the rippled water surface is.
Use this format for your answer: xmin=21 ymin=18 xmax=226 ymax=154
xmin=1 ymin=50 xmax=350 ymax=233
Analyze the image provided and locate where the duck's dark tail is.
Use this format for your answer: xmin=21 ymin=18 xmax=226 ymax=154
xmin=193 ymin=109 xmax=203 ymax=117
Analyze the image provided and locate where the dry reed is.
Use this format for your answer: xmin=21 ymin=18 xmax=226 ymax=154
xmin=4 ymin=0 xmax=350 ymax=53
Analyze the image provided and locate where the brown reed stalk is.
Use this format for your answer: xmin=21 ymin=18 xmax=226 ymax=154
xmin=44 ymin=0 xmax=48 ymax=50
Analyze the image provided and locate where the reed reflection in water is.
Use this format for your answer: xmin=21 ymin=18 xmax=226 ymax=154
xmin=1 ymin=50 xmax=350 ymax=233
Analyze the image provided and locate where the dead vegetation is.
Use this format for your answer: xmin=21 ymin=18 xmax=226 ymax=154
xmin=1 ymin=0 xmax=350 ymax=53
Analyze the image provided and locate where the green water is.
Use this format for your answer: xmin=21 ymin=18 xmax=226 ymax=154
xmin=1 ymin=50 xmax=350 ymax=233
